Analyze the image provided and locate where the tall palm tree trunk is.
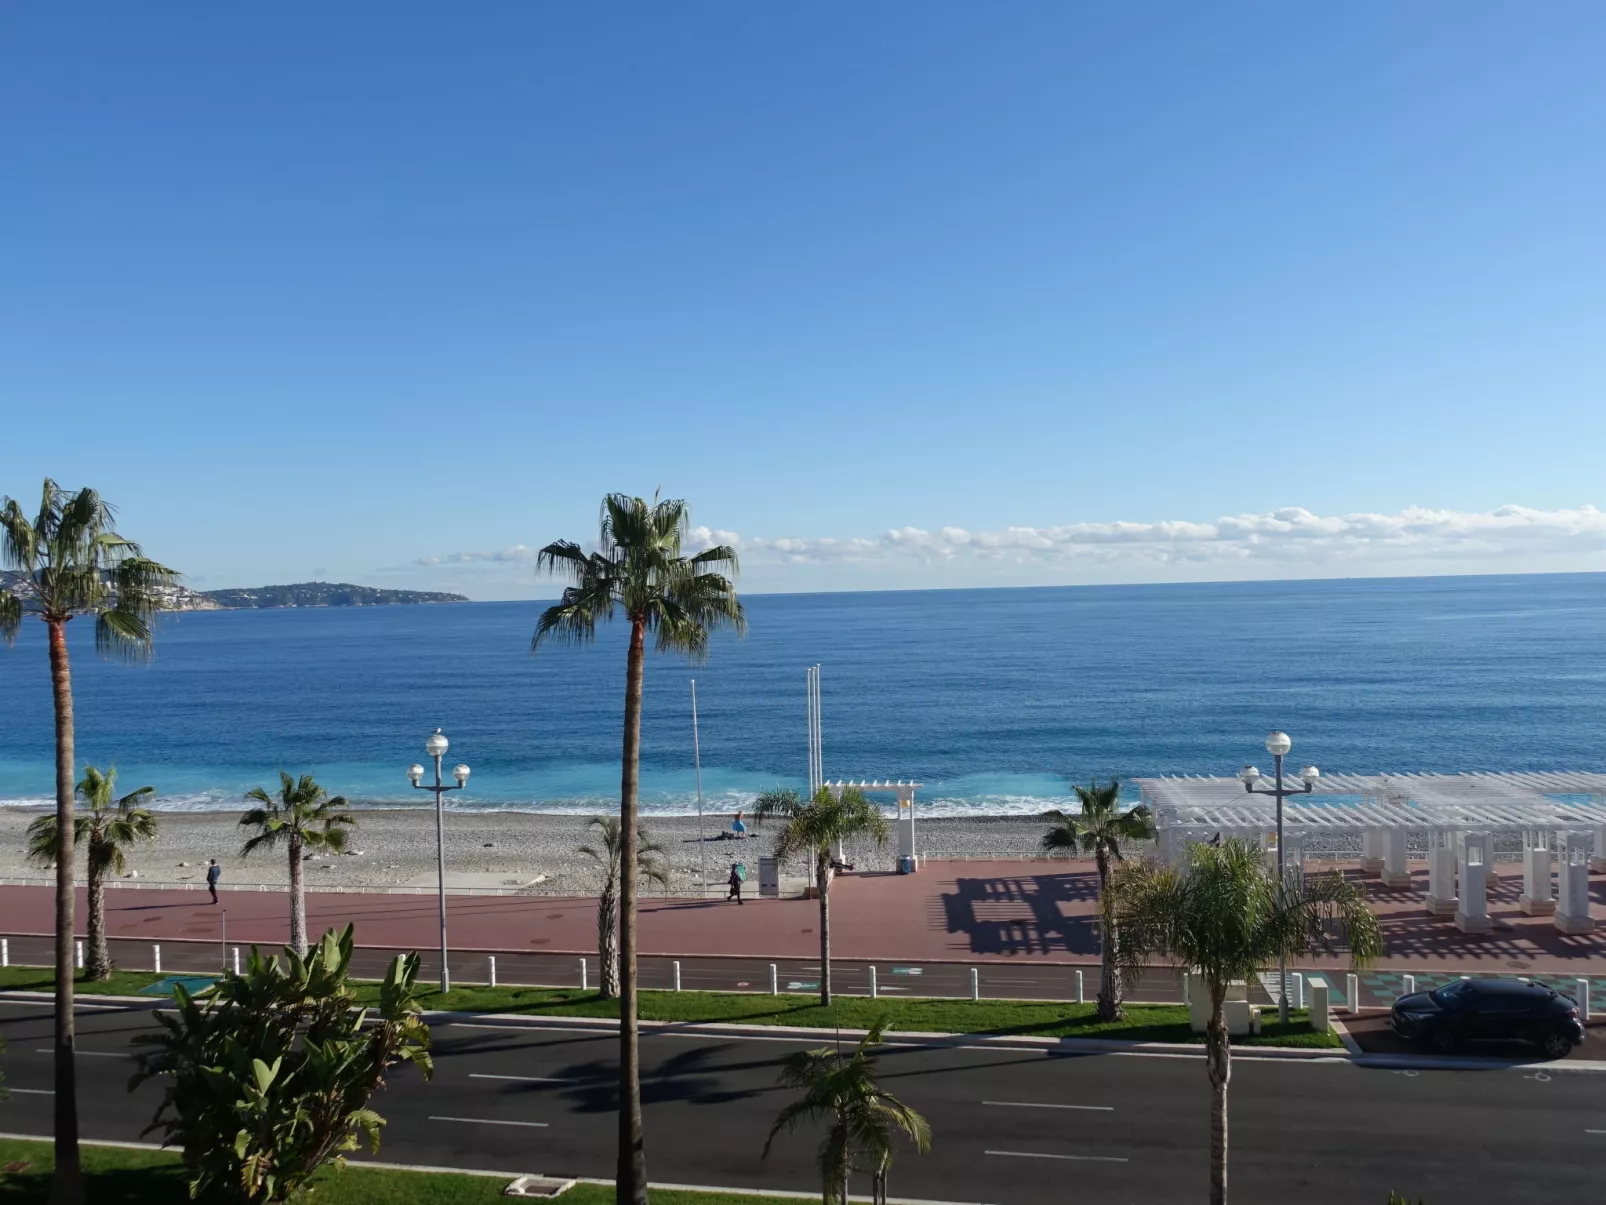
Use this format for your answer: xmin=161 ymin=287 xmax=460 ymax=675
xmin=598 ymin=882 xmax=620 ymax=1000
xmin=288 ymin=833 xmax=307 ymax=957
xmin=1095 ymin=849 xmax=1121 ymax=1021
xmin=617 ymin=617 xmax=649 ymax=1205
xmin=817 ymin=853 xmax=832 ymax=1006
xmin=86 ymin=854 xmax=112 ymax=980
xmin=1206 ymin=990 xmax=1231 ymax=1205
xmin=47 ymin=619 xmax=83 ymax=1205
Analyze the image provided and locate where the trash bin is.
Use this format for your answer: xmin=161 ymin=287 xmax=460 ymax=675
xmin=897 ymin=855 xmax=916 ymax=875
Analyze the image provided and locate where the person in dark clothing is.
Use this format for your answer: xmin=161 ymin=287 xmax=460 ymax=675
xmin=206 ymin=859 xmax=221 ymax=904
xmin=726 ymin=864 xmax=744 ymax=904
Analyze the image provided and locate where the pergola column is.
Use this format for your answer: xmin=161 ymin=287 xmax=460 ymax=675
xmin=1519 ymin=830 xmax=1555 ymax=915
xmin=1262 ymin=831 xmax=1279 ymax=878
xmin=1556 ymin=831 xmax=1595 ymax=934
xmin=1381 ymin=829 xmax=1411 ymax=887
xmin=1361 ymin=828 xmax=1385 ymax=873
xmin=1282 ymin=832 xmax=1307 ymax=892
xmin=894 ymin=786 xmax=917 ymax=873
xmin=1425 ymin=829 xmax=1458 ymax=916
xmin=1592 ymin=820 xmax=1606 ymax=874
xmin=1454 ymin=831 xmax=1493 ymax=933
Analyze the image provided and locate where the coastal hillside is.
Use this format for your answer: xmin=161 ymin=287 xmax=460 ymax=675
xmin=200 ymin=581 xmax=470 ymax=608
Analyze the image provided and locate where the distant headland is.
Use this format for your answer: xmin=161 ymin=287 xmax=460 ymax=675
xmin=191 ymin=581 xmax=470 ymax=609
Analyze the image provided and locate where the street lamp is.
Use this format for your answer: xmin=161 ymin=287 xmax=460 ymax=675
xmin=1239 ymin=731 xmax=1320 ymax=1024
xmin=409 ymin=728 xmax=469 ymax=993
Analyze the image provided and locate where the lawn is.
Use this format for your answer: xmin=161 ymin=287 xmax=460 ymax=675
xmin=0 ymin=965 xmax=1341 ymax=1049
xmin=0 ymin=1138 xmax=777 ymax=1205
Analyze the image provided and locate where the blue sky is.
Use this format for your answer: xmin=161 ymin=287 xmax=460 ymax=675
xmin=4 ymin=2 xmax=1604 ymax=597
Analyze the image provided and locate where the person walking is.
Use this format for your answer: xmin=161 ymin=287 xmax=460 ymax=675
xmin=205 ymin=858 xmax=221 ymax=905
xmin=727 ymin=863 xmax=744 ymax=905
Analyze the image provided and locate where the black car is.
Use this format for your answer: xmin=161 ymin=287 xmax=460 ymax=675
xmin=1391 ymin=977 xmax=1585 ymax=1058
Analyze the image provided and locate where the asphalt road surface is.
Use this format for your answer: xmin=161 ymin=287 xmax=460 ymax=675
xmin=3 ymin=1000 xmax=1604 ymax=1204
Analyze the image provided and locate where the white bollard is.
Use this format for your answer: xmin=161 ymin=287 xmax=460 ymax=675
xmin=1309 ymin=979 xmax=1330 ymax=1031
xmin=1292 ymin=972 xmax=1305 ymax=1009
xmin=1075 ymin=969 xmax=1085 ymax=1005
xmin=488 ymin=956 xmax=497 ymax=989
xmin=970 ymin=967 xmax=979 ymax=1001
xmin=1347 ymin=973 xmax=1359 ymax=1015
xmin=1402 ymin=974 xmax=1416 ymax=998
xmin=1181 ymin=971 xmax=1190 ymax=1005
xmin=231 ymin=946 xmax=241 ymax=976
xmin=673 ymin=960 xmax=681 ymax=992
xmin=75 ymin=941 xmax=84 ymax=970
xmin=1578 ymin=978 xmax=1591 ymax=1022
xmin=770 ymin=963 xmax=779 ymax=995
xmin=868 ymin=966 xmax=878 ymax=999
xmin=1 ymin=938 xmax=7 ymax=968
xmin=579 ymin=959 xmax=587 ymax=991
xmin=153 ymin=944 xmax=161 ymax=974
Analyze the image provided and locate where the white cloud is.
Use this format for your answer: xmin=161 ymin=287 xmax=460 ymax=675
xmin=408 ymin=505 xmax=1606 ymax=594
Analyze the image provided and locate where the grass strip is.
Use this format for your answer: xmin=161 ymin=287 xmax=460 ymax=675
xmin=0 ymin=965 xmax=1340 ymax=1048
xmin=0 ymin=1137 xmax=775 ymax=1204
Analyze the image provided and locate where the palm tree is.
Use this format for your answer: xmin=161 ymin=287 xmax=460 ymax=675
xmin=239 ymin=772 xmax=354 ymax=957
xmin=578 ymin=816 xmax=671 ymax=1000
xmin=533 ymin=492 xmax=744 ymax=1205
xmin=1111 ymin=838 xmax=1383 ymax=1205
xmin=764 ymin=1017 xmax=931 ymax=1205
xmin=0 ymin=479 xmax=177 ymax=1205
xmin=26 ymin=765 xmax=158 ymax=980
xmin=1040 ymin=778 xmax=1153 ymax=1021
xmin=753 ymin=785 xmax=889 ymax=1006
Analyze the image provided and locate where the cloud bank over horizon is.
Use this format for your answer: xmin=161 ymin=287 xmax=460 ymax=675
xmin=404 ymin=504 xmax=1606 ymax=596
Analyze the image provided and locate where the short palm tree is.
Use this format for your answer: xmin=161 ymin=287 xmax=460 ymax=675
xmin=1041 ymin=778 xmax=1153 ymax=1020
xmin=26 ymin=765 xmax=157 ymax=980
xmin=533 ymin=492 xmax=744 ymax=1205
xmin=240 ymin=772 xmax=355 ymax=957
xmin=579 ymin=816 xmax=671 ymax=1000
xmin=753 ymin=785 xmax=888 ymax=1006
xmin=0 ymin=479 xmax=177 ymax=1205
xmin=764 ymin=1017 xmax=931 ymax=1205
xmin=1111 ymin=839 xmax=1383 ymax=1205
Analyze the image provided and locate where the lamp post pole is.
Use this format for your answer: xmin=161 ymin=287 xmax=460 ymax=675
xmin=1240 ymin=732 xmax=1319 ymax=1025
xmin=409 ymin=729 xmax=470 ymax=994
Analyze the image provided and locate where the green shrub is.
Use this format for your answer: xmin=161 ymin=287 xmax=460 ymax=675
xmin=131 ymin=925 xmax=432 ymax=1202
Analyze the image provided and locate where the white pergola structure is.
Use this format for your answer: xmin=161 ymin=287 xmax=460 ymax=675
xmin=1136 ymin=772 xmax=1606 ymax=935
xmin=825 ymin=779 xmax=923 ymax=874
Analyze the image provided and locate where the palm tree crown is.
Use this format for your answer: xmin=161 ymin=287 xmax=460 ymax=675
xmin=26 ymin=765 xmax=157 ymax=877
xmin=755 ymin=786 xmax=890 ymax=870
xmin=240 ymin=772 xmax=354 ymax=858
xmin=578 ymin=816 xmax=672 ymax=893
xmin=0 ymin=479 xmax=178 ymax=655
xmin=1041 ymin=779 xmax=1153 ymax=863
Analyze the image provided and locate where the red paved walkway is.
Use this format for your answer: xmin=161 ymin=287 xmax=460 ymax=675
xmin=3 ymin=858 xmax=1604 ymax=970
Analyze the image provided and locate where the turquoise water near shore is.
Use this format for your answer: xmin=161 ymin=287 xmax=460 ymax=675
xmin=2 ymin=573 xmax=1605 ymax=815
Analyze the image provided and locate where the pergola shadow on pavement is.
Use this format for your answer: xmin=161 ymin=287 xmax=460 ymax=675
xmin=936 ymin=868 xmax=1100 ymax=957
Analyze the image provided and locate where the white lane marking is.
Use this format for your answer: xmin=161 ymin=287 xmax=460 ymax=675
xmin=428 ymin=1115 xmax=548 ymax=1128
xmin=982 ymin=979 xmax=1040 ymax=985
xmin=470 ymin=1074 xmax=576 ymax=1084
xmin=35 ymin=1049 xmax=127 ymax=1058
xmin=986 ymin=1150 xmax=1128 ymax=1163
xmin=1587 ymin=1129 xmax=1606 ymax=1134
xmin=983 ymin=1101 xmax=1113 ymax=1112
xmin=3 ymin=1088 xmax=54 ymax=1095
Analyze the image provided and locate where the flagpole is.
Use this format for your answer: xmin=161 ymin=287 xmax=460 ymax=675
xmin=692 ymin=679 xmax=706 ymax=895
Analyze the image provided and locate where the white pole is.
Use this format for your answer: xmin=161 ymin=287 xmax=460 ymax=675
xmin=1075 ymin=969 xmax=1084 ymax=1004
xmin=1 ymin=938 xmax=8 ymax=968
xmin=1402 ymin=974 xmax=1415 ymax=997
xmin=868 ymin=966 xmax=878 ymax=999
xmin=75 ymin=941 xmax=83 ymax=970
xmin=970 ymin=967 xmax=979 ymax=1001
xmin=814 ymin=666 xmax=824 ymax=794
xmin=489 ymin=955 xmax=497 ymax=989
xmin=770 ymin=963 xmax=779 ymax=994
xmin=673 ymin=960 xmax=682 ymax=992
xmin=153 ymin=944 xmax=161 ymax=974
xmin=692 ymin=680 xmax=706 ymax=894
xmin=1293 ymin=972 xmax=1305 ymax=1009
xmin=1578 ymin=978 xmax=1591 ymax=1022
xmin=1347 ymin=973 xmax=1359 ymax=1015
xmin=579 ymin=958 xmax=588 ymax=992
xmin=232 ymin=946 xmax=241 ymax=976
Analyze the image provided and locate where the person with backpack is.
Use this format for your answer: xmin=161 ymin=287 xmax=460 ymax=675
xmin=726 ymin=862 xmax=744 ymax=905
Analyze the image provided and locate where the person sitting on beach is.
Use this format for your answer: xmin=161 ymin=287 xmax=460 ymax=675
xmin=729 ymin=810 xmax=747 ymax=839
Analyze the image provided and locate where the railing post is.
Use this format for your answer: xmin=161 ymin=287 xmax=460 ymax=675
xmin=489 ymin=955 xmax=497 ymax=988
xmin=1075 ymin=969 xmax=1084 ymax=1005
xmin=1 ymin=938 xmax=7 ymax=968
xmin=1578 ymin=978 xmax=1591 ymax=1022
xmin=970 ymin=967 xmax=979 ymax=1001
xmin=868 ymin=966 xmax=878 ymax=999
xmin=1347 ymin=973 xmax=1359 ymax=1014
xmin=1292 ymin=972 xmax=1305 ymax=1009
xmin=232 ymin=947 xmax=241 ymax=976
xmin=153 ymin=944 xmax=161 ymax=974
xmin=1402 ymin=974 xmax=1416 ymax=998
xmin=770 ymin=963 xmax=779 ymax=995
xmin=579 ymin=959 xmax=587 ymax=991
xmin=75 ymin=941 xmax=83 ymax=970
xmin=672 ymin=960 xmax=681 ymax=992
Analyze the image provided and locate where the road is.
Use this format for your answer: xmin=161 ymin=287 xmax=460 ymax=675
xmin=2 ymin=1001 xmax=1603 ymax=1203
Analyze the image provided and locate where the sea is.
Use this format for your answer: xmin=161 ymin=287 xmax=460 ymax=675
xmin=2 ymin=573 xmax=1605 ymax=817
